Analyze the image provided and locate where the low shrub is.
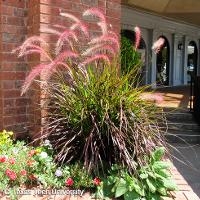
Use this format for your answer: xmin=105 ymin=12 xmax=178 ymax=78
xmin=96 ymin=147 xmax=177 ymax=200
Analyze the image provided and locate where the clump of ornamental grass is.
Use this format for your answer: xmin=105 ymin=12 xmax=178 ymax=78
xmin=13 ymin=8 xmax=166 ymax=175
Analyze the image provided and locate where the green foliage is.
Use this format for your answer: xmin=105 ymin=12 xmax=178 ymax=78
xmin=0 ymin=130 xmax=14 ymax=152
xmin=97 ymin=147 xmax=178 ymax=200
xmin=0 ymin=133 xmax=98 ymax=199
xmin=43 ymin=64 xmax=165 ymax=175
xmin=120 ymin=35 xmax=141 ymax=75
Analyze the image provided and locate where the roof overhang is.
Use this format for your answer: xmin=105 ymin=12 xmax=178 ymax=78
xmin=122 ymin=0 xmax=200 ymax=27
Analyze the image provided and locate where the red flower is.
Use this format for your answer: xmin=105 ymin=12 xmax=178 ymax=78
xmin=5 ymin=169 xmax=12 ymax=176
xmin=20 ymin=170 xmax=27 ymax=176
xmin=28 ymin=150 xmax=36 ymax=157
xmin=93 ymin=177 xmax=101 ymax=186
xmin=28 ymin=174 xmax=37 ymax=180
xmin=9 ymin=172 xmax=17 ymax=180
xmin=9 ymin=158 xmax=15 ymax=165
xmin=65 ymin=178 xmax=74 ymax=186
xmin=0 ymin=156 xmax=7 ymax=163
xmin=27 ymin=160 xmax=35 ymax=166
xmin=5 ymin=169 xmax=17 ymax=180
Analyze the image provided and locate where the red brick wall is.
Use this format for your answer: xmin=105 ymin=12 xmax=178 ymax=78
xmin=0 ymin=0 xmax=121 ymax=138
xmin=0 ymin=0 xmax=30 ymax=139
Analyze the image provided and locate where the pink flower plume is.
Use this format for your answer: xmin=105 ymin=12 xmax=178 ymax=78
xmin=83 ymin=8 xmax=106 ymax=22
xmin=21 ymin=51 xmax=78 ymax=95
xmin=152 ymin=37 xmax=165 ymax=54
xmin=82 ymin=44 xmax=115 ymax=56
xmin=60 ymin=12 xmax=80 ymax=23
xmin=81 ymin=54 xmax=110 ymax=66
xmin=56 ymin=30 xmax=78 ymax=54
xmin=134 ymin=26 xmax=141 ymax=50
xmin=89 ymin=35 xmax=120 ymax=52
xmin=83 ymin=8 xmax=107 ymax=34
xmin=21 ymin=64 xmax=47 ymax=95
xmin=70 ymin=22 xmax=89 ymax=37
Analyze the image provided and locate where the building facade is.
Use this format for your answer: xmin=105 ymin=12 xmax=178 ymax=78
xmin=122 ymin=4 xmax=200 ymax=88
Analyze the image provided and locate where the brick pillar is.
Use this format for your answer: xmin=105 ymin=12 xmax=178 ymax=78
xmin=0 ymin=0 xmax=30 ymax=138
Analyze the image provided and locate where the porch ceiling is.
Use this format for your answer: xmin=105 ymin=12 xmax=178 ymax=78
xmin=123 ymin=0 xmax=200 ymax=27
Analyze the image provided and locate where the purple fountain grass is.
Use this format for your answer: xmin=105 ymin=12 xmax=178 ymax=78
xmin=134 ymin=26 xmax=141 ymax=50
xmin=55 ymin=30 xmax=78 ymax=54
xmin=60 ymin=12 xmax=89 ymax=37
xmin=89 ymin=35 xmax=120 ymax=51
xmin=83 ymin=8 xmax=107 ymax=35
xmin=21 ymin=51 xmax=78 ymax=95
xmin=14 ymin=7 xmax=119 ymax=95
xmin=82 ymin=44 xmax=116 ymax=57
xmin=152 ymin=37 xmax=165 ymax=54
xmin=80 ymin=54 xmax=110 ymax=66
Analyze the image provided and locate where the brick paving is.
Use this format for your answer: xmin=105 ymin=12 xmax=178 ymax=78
xmin=164 ymin=164 xmax=200 ymax=200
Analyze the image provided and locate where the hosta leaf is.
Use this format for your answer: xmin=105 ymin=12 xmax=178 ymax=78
xmin=140 ymin=173 xmax=148 ymax=179
xmin=157 ymin=187 xmax=167 ymax=196
xmin=163 ymin=179 xmax=178 ymax=191
xmin=115 ymin=178 xmax=128 ymax=197
xmin=146 ymin=178 xmax=156 ymax=193
xmin=152 ymin=147 xmax=165 ymax=161
xmin=153 ymin=161 xmax=171 ymax=170
xmin=148 ymin=193 xmax=161 ymax=200
xmin=124 ymin=191 xmax=140 ymax=200
xmin=155 ymin=169 xmax=171 ymax=179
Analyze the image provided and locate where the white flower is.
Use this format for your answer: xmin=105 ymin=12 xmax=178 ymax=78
xmin=40 ymin=152 xmax=48 ymax=159
xmin=12 ymin=148 xmax=19 ymax=154
xmin=55 ymin=169 xmax=62 ymax=177
xmin=44 ymin=140 xmax=50 ymax=145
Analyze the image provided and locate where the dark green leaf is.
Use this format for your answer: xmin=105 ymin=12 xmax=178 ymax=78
xmin=115 ymin=178 xmax=128 ymax=197
xmin=124 ymin=191 xmax=140 ymax=200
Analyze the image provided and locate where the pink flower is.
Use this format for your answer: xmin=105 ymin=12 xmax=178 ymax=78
xmin=20 ymin=170 xmax=27 ymax=176
xmin=5 ymin=169 xmax=12 ymax=176
xmin=9 ymin=172 xmax=17 ymax=180
xmin=134 ymin=26 xmax=141 ymax=50
xmin=28 ymin=150 xmax=37 ymax=157
xmin=9 ymin=158 xmax=15 ymax=165
xmin=5 ymin=169 xmax=17 ymax=180
xmin=65 ymin=178 xmax=74 ymax=186
xmin=152 ymin=37 xmax=165 ymax=54
xmin=0 ymin=156 xmax=7 ymax=163
xmin=93 ymin=177 xmax=101 ymax=186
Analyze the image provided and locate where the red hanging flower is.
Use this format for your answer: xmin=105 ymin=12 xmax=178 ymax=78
xmin=9 ymin=158 xmax=15 ymax=165
xmin=20 ymin=170 xmax=27 ymax=176
xmin=93 ymin=177 xmax=101 ymax=186
xmin=0 ymin=156 xmax=7 ymax=163
xmin=65 ymin=178 xmax=74 ymax=186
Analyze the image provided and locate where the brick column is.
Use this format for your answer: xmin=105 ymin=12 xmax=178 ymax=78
xmin=0 ymin=0 xmax=29 ymax=138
